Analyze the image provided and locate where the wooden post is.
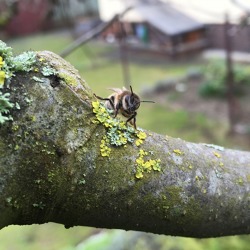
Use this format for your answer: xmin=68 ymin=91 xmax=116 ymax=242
xmin=224 ymin=13 xmax=239 ymax=134
xmin=118 ymin=18 xmax=131 ymax=89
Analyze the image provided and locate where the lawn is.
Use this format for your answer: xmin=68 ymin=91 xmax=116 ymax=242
xmin=2 ymin=31 xmax=249 ymax=250
xmin=7 ymin=31 xmax=196 ymax=93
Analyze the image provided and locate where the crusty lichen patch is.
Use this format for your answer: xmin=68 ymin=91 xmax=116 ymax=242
xmin=135 ymin=149 xmax=161 ymax=178
xmin=92 ymin=100 xmax=161 ymax=179
xmin=0 ymin=41 xmax=37 ymax=123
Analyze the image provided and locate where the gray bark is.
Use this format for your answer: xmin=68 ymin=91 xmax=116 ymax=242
xmin=0 ymin=51 xmax=250 ymax=238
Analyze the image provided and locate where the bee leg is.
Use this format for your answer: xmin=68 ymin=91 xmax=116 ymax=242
xmin=114 ymin=102 xmax=122 ymax=118
xmin=94 ymin=94 xmax=115 ymax=109
xmin=126 ymin=112 xmax=137 ymax=129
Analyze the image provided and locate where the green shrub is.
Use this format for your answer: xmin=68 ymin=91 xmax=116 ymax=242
xmin=199 ymin=60 xmax=250 ymax=97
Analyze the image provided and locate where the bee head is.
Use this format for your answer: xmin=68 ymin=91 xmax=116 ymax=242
xmin=128 ymin=85 xmax=155 ymax=112
xmin=128 ymin=86 xmax=140 ymax=112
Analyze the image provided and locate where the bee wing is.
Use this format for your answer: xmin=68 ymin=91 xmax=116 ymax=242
xmin=107 ymin=88 xmax=123 ymax=94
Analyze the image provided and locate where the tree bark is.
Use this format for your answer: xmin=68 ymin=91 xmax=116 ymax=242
xmin=0 ymin=51 xmax=250 ymax=238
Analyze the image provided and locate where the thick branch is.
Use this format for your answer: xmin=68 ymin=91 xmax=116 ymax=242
xmin=0 ymin=51 xmax=250 ymax=238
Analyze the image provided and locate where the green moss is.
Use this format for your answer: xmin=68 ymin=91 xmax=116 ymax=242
xmin=59 ymin=72 xmax=78 ymax=87
xmin=47 ymin=172 xmax=56 ymax=183
xmin=247 ymin=174 xmax=250 ymax=182
xmin=158 ymin=186 xmax=203 ymax=228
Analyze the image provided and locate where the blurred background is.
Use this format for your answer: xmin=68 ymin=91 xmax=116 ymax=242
xmin=1 ymin=0 xmax=250 ymax=249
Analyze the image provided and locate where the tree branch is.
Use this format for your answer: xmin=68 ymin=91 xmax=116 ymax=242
xmin=0 ymin=50 xmax=249 ymax=238
xmin=60 ymin=7 xmax=133 ymax=58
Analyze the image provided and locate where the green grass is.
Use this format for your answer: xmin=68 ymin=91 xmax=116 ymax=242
xmin=138 ymin=104 xmax=227 ymax=145
xmin=0 ymin=223 xmax=93 ymax=250
xmin=2 ymin=32 xmax=249 ymax=250
xmin=8 ymin=31 xmax=192 ymax=95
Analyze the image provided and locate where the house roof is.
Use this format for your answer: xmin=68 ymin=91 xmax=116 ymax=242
xmin=131 ymin=4 xmax=204 ymax=35
xmin=165 ymin=0 xmax=246 ymax=24
xmin=98 ymin=0 xmax=204 ymax=35
xmin=98 ymin=0 xmax=246 ymax=36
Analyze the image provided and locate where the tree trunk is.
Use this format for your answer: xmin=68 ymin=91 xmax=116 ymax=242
xmin=0 ymin=50 xmax=250 ymax=238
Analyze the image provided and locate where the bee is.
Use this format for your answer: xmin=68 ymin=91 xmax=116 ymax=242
xmin=94 ymin=85 xmax=154 ymax=129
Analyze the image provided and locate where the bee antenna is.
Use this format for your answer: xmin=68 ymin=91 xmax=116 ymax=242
xmin=141 ymin=100 xmax=155 ymax=103
xmin=129 ymin=85 xmax=134 ymax=96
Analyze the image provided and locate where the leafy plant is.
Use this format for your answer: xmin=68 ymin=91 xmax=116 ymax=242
xmin=199 ymin=60 xmax=250 ymax=97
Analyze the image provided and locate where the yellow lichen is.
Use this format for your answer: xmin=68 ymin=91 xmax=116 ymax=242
xmin=219 ymin=162 xmax=224 ymax=167
xmin=214 ymin=152 xmax=221 ymax=158
xmin=135 ymin=149 xmax=161 ymax=179
xmin=0 ymin=56 xmax=5 ymax=85
xmin=135 ymin=139 xmax=143 ymax=146
xmin=0 ymin=71 xmax=5 ymax=86
xmin=137 ymin=131 xmax=147 ymax=140
xmin=135 ymin=172 xmax=143 ymax=179
xmin=135 ymin=130 xmax=147 ymax=147
xmin=92 ymin=100 xmax=161 ymax=178
xmin=100 ymin=136 xmax=111 ymax=157
xmin=173 ymin=149 xmax=183 ymax=155
xmin=236 ymin=177 xmax=243 ymax=185
xmin=39 ymin=57 xmax=45 ymax=62
xmin=0 ymin=56 xmax=4 ymax=68
xmin=59 ymin=72 xmax=78 ymax=87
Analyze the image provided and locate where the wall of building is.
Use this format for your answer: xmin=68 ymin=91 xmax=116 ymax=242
xmin=208 ymin=24 xmax=250 ymax=53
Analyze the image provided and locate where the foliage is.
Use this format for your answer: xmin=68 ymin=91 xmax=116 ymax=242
xmin=199 ymin=60 xmax=250 ymax=97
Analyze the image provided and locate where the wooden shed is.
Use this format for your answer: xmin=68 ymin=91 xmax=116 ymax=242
xmin=98 ymin=0 xmax=208 ymax=55
xmin=98 ymin=0 xmax=249 ymax=54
